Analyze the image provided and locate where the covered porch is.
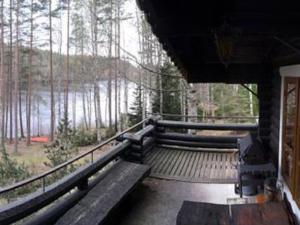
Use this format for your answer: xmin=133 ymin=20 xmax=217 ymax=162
xmin=1 ymin=0 xmax=300 ymax=224
xmin=136 ymin=0 xmax=300 ymax=223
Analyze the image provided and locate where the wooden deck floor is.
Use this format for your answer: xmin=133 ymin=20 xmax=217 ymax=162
xmin=144 ymin=147 xmax=238 ymax=183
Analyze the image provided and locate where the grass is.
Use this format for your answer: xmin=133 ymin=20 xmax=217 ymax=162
xmin=0 ymin=140 xmax=113 ymax=206
xmin=3 ymin=140 xmax=109 ymax=176
xmin=5 ymin=141 xmax=50 ymax=174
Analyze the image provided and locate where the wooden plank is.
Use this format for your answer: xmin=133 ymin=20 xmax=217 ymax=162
xmin=177 ymin=202 xmax=290 ymax=225
xmin=207 ymin=153 xmax=214 ymax=180
xmin=211 ymin=153 xmax=218 ymax=180
xmin=190 ymin=151 xmax=201 ymax=179
xmin=199 ymin=152 xmax=208 ymax=179
xmin=186 ymin=152 xmax=197 ymax=177
xmin=55 ymin=161 xmax=150 ymax=225
xmin=162 ymin=150 xmax=178 ymax=175
xmin=219 ymin=153 xmax=226 ymax=179
xmin=231 ymin=202 xmax=290 ymax=225
xmin=215 ymin=153 xmax=221 ymax=179
xmin=180 ymin=152 xmax=193 ymax=177
xmin=144 ymin=149 xmax=157 ymax=164
xmin=170 ymin=150 xmax=185 ymax=176
xmin=225 ymin=153 xmax=232 ymax=179
xmin=165 ymin=150 xmax=182 ymax=176
xmin=154 ymin=149 xmax=169 ymax=171
xmin=123 ymin=125 xmax=155 ymax=143
xmin=157 ymin=120 xmax=258 ymax=131
xmin=204 ymin=153 xmax=212 ymax=180
xmin=145 ymin=148 xmax=237 ymax=183
xmin=158 ymin=150 xmax=175 ymax=175
xmin=175 ymin=150 xmax=189 ymax=177
xmin=156 ymin=139 xmax=237 ymax=149
xmin=147 ymin=148 xmax=164 ymax=166
xmin=156 ymin=148 xmax=174 ymax=174
xmin=185 ymin=152 xmax=196 ymax=177
xmin=145 ymin=149 xmax=159 ymax=165
xmin=211 ymin=153 xmax=217 ymax=179
xmin=194 ymin=153 xmax=205 ymax=180
xmin=157 ymin=132 xmax=239 ymax=143
xmin=216 ymin=154 xmax=223 ymax=179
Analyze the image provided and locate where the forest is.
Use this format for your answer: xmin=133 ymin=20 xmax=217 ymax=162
xmin=0 ymin=0 xmax=258 ymax=189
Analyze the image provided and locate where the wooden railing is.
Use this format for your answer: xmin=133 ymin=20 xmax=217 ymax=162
xmin=0 ymin=118 xmax=150 ymax=196
xmin=0 ymin=118 xmax=154 ymax=225
xmin=0 ymin=115 xmax=259 ymax=224
xmin=146 ymin=112 xmax=258 ymax=124
xmin=154 ymin=119 xmax=258 ymax=150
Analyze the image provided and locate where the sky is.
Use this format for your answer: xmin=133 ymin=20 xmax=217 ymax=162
xmin=52 ymin=0 xmax=141 ymax=62
xmin=2 ymin=0 xmax=156 ymax=66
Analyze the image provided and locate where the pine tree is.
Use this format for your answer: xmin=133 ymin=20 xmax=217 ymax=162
xmin=152 ymin=62 xmax=181 ymax=120
xmin=129 ymin=84 xmax=143 ymax=126
xmin=0 ymin=147 xmax=30 ymax=188
xmin=44 ymin=118 xmax=77 ymax=168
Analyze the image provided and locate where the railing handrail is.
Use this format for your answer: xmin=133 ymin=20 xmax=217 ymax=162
xmin=156 ymin=120 xmax=258 ymax=131
xmin=146 ymin=112 xmax=258 ymax=120
xmin=0 ymin=118 xmax=149 ymax=196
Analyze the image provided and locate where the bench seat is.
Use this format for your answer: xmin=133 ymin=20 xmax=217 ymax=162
xmin=55 ymin=160 xmax=150 ymax=225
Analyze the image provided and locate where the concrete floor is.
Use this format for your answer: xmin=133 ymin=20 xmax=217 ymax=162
xmin=111 ymin=178 xmax=238 ymax=225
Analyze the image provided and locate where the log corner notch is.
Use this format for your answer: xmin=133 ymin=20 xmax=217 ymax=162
xmin=121 ymin=124 xmax=157 ymax=163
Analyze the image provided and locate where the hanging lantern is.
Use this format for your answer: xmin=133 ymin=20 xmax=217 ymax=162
xmin=214 ymin=23 xmax=240 ymax=67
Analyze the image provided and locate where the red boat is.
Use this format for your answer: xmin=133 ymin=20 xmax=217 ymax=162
xmin=30 ymin=136 xmax=49 ymax=143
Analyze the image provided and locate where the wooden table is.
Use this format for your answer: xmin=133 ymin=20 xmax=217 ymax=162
xmin=177 ymin=201 xmax=291 ymax=225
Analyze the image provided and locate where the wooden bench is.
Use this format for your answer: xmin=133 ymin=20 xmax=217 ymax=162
xmin=55 ymin=160 xmax=150 ymax=225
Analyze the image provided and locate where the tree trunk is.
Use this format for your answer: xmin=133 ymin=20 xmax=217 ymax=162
xmin=19 ymin=90 xmax=24 ymax=138
xmin=107 ymin=0 xmax=113 ymax=129
xmin=0 ymin=0 xmax=5 ymax=148
xmin=249 ymin=84 xmax=254 ymax=116
xmin=57 ymin=3 xmax=63 ymax=124
xmin=64 ymin=0 xmax=70 ymax=130
xmin=14 ymin=0 xmax=20 ymax=153
xmin=87 ymin=90 xmax=92 ymax=129
xmin=94 ymin=83 xmax=101 ymax=142
xmin=180 ymin=80 xmax=185 ymax=121
xmin=123 ymin=68 xmax=128 ymax=129
xmin=72 ymin=90 xmax=76 ymax=129
xmin=5 ymin=99 xmax=8 ymax=140
xmin=37 ymin=98 xmax=40 ymax=136
xmin=49 ymin=0 xmax=55 ymax=141
xmin=9 ymin=0 xmax=13 ymax=144
xmin=26 ymin=0 xmax=33 ymax=145
xmin=114 ymin=66 xmax=118 ymax=132
xmin=82 ymin=86 xmax=88 ymax=129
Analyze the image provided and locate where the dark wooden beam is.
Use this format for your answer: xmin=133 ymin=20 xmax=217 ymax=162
xmin=138 ymin=0 xmax=300 ymax=83
xmin=152 ymin=17 xmax=300 ymax=38
xmin=185 ymin=63 xmax=269 ymax=83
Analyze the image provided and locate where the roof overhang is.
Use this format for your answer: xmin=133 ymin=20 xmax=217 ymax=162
xmin=137 ymin=0 xmax=300 ymax=83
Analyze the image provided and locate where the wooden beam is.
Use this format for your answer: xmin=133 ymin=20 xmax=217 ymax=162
xmin=241 ymin=84 xmax=258 ymax=98
xmin=156 ymin=120 xmax=258 ymax=131
xmin=152 ymin=17 xmax=300 ymax=38
xmin=273 ymin=36 xmax=300 ymax=55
